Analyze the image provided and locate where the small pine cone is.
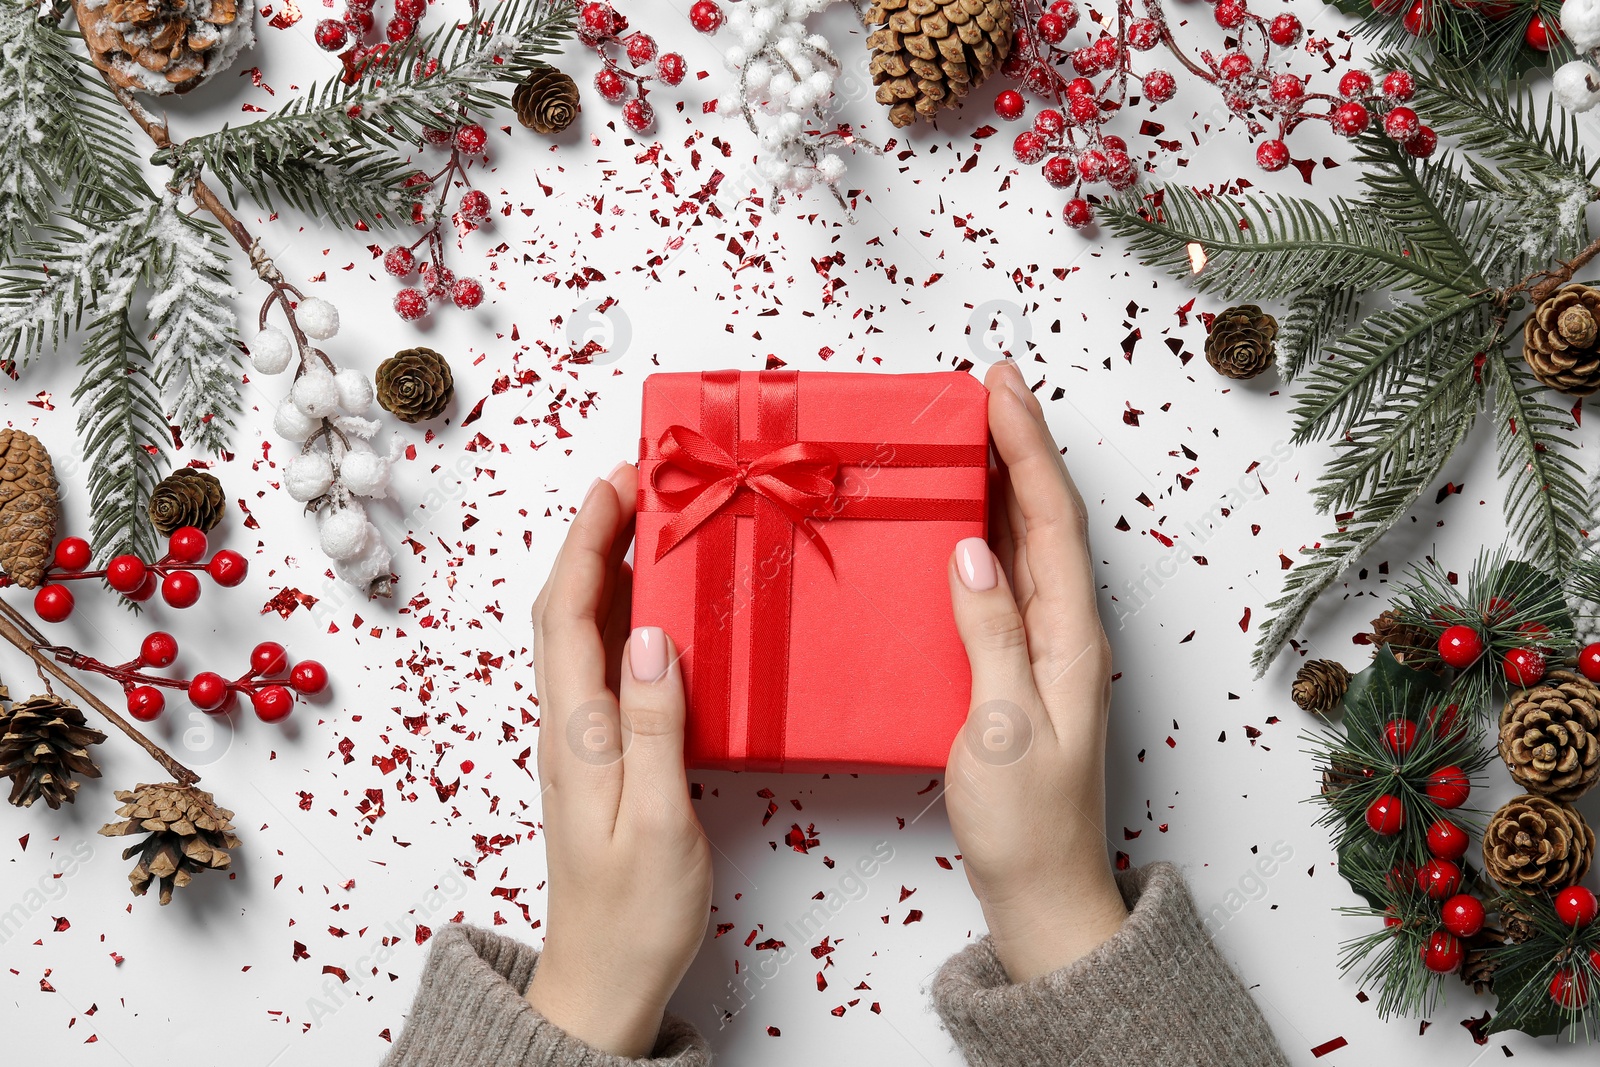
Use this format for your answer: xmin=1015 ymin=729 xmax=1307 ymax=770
xmin=1499 ymin=902 xmax=1538 ymax=943
xmin=147 ymin=467 xmax=226 ymax=535
xmin=0 ymin=695 xmax=105 ymax=809
xmin=376 ymin=348 xmax=454 ymax=423
xmin=867 ymin=0 xmax=1014 ymax=128
xmin=1292 ymin=659 xmax=1350 ymax=715
xmin=1522 ymin=284 xmax=1600 ymax=396
xmin=1369 ymin=608 xmax=1434 ymax=666
xmin=1460 ymin=926 xmax=1505 ymax=994
xmin=74 ymin=0 xmax=253 ymax=95
xmin=513 ymin=66 xmax=581 ymax=134
xmin=1498 ymin=670 xmax=1600 ymax=802
xmin=1319 ymin=759 xmax=1368 ymax=797
xmin=0 ymin=428 xmax=60 ymax=589
xmin=1482 ymin=794 xmax=1595 ymax=892
xmin=1205 ymin=305 xmax=1278 ymax=380
xmin=98 ymin=782 xmax=241 ymax=905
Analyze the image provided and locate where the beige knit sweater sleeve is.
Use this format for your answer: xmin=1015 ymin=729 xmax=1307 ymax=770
xmin=383 ymin=862 xmax=1288 ymax=1067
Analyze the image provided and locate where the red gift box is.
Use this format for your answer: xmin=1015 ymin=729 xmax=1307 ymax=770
xmin=632 ymin=370 xmax=989 ymax=773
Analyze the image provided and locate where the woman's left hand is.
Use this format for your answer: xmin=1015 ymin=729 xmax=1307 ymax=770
xmin=526 ymin=462 xmax=714 ymax=1057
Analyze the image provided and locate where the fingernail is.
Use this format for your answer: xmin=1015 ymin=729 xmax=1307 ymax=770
xmin=956 ymin=538 xmax=997 ymax=591
xmin=583 ymin=477 xmax=604 ymax=503
xmin=606 ymin=460 xmax=630 ymax=482
xmin=1003 ymin=366 xmax=1032 ymax=407
xmin=630 ymin=626 xmax=668 ymax=683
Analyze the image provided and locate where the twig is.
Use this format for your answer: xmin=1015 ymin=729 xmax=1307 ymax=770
xmin=1528 ymin=232 xmax=1600 ymax=305
xmin=0 ymin=599 xmax=200 ymax=786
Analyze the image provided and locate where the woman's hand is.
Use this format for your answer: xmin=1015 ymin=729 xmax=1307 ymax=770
xmin=527 ymin=463 xmax=713 ymax=1057
xmin=943 ymin=360 xmax=1128 ymax=983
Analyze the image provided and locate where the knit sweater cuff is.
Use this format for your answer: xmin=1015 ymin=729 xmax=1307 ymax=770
xmin=931 ymin=862 xmax=1290 ymax=1067
xmin=383 ymin=923 xmax=710 ymax=1067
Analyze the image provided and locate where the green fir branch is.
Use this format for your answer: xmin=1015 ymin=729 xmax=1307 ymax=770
xmin=1276 ymin=287 xmax=1356 ymax=384
xmin=1353 ymin=139 xmax=1483 ymax=290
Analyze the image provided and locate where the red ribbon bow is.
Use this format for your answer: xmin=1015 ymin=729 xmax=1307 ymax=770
xmin=652 ymin=424 xmax=841 ymax=570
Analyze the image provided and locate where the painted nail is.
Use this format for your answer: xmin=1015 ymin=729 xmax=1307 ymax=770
xmin=956 ymin=538 xmax=997 ymax=591
xmin=630 ymin=626 xmax=668 ymax=683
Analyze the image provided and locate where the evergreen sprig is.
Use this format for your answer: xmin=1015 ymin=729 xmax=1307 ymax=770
xmin=1328 ymin=0 xmax=1567 ymax=82
xmin=1335 ymin=857 xmax=1476 ymax=1020
xmin=1486 ymin=890 xmax=1600 ymax=1039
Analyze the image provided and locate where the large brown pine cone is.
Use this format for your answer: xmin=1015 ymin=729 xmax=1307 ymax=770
xmin=148 ymin=467 xmax=226 ymax=535
xmin=74 ymin=0 xmax=255 ymax=95
xmin=1292 ymin=659 xmax=1349 ymax=715
xmin=1522 ymin=284 xmax=1600 ymax=396
xmin=867 ymin=0 xmax=1013 ymax=128
xmin=0 ymin=429 xmax=59 ymax=589
xmin=1482 ymin=794 xmax=1595 ymax=891
xmin=99 ymin=782 xmax=241 ymax=905
xmin=0 ymin=696 xmax=105 ymax=809
xmin=1205 ymin=305 xmax=1278 ymax=380
xmin=513 ymin=66 xmax=580 ymax=134
xmin=376 ymin=348 xmax=454 ymax=423
xmin=1498 ymin=670 xmax=1600 ymax=802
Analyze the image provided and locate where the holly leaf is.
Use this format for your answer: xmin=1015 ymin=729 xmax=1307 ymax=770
xmin=1336 ymin=837 xmax=1392 ymax=909
xmin=1486 ymin=954 xmax=1569 ymax=1038
xmin=1342 ymin=646 xmax=1446 ymax=715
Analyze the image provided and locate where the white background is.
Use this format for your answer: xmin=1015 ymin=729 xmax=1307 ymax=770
xmin=1 ymin=1 xmax=1595 ymax=1064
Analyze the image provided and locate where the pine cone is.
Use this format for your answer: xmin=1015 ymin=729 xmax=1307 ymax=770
xmin=867 ymin=0 xmax=1013 ymax=128
xmin=0 ymin=429 xmax=59 ymax=589
xmin=1370 ymin=608 xmax=1434 ymax=667
xmin=1320 ymin=759 xmax=1369 ymax=797
xmin=1499 ymin=901 xmax=1538 ymax=943
xmin=1521 ymin=284 xmax=1600 ymax=396
xmin=1461 ymin=926 xmax=1505 ymax=995
xmin=1205 ymin=305 xmax=1278 ymax=380
xmin=513 ymin=66 xmax=580 ymax=134
xmin=147 ymin=467 xmax=226 ymax=535
xmin=74 ymin=0 xmax=254 ymax=95
xmin=98 ymin=782 xmax=241 ymax=905
xmin=0 ymin=696 xmax=105 ymax=809
xmin=1292 ymin=659 xmax=1350 ymax=715
xmin=1482 ymin=794 xmax=1595 ymax=891
xmin=1498 ymin=670 xmax=1600 ymax=802
xmin=376 ymin=348 xmax=454 ymax=423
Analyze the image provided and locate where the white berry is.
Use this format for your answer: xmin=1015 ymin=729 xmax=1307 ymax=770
xmin=284 ymin=452 xmax=335 ymax=501
xmin=319 ymin=503 xmax=369 ymax=560
xmin=297 ymin=297 xmax=341 ymax=340
xmin=334 ymin=368 xmax=374 ymax=415
xmin=339 ymin=448 xmax=391 ymax=498
xmin=274 ymin=399 xmax=319 ymax=441
xmin=251 ymin=327 xmax=294 ymax=374
xmin=1555 ymin=61 xmax=1600 ymax=112
xmin=334 ymin=524 xmax=392 ymax=586
xmin=293 ymin=366 xmax=341 ymax=419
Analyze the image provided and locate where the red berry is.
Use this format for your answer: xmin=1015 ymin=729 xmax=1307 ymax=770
xmin=1526 ymin=14 xmax=1553 ymax=51
xmin=1425 ymin=765 xmax=1471 ymax=809
xmin=420 ymin=263 xmax=454 ymax=298
xmin=383 ymin=246 xmax=416 ymax=277
xmin=168 ymin=526 xmax=208 ymax=564
xmin=1143 ymin=70 xmax=1176 ymax=103
xmin=1383 ymin=719 xmax=1418 ymax=756
xmin=454 ymin=124 xmax=487 ymax=153
xmin=127 ymin=686 xmax=165 ymax=722
xmin=1092 ymin=35 xmax=1118 ymax=64
xmin=1070 ymin=46 xmax=1102 ymax=75
xmin=291 ymin=660 xmax=330 ymax=695
xmin=1062 ymin=198 xmax=1093 ymax=229
xmin=1067 ymin=95 xmax=1099 ymax=126
xmin=421 ymin=126 xmax=453 ymax=147
xmin=1077 ymin=149 xmax=1108 ymax=182
xmin=385 ymin=16 xmax=415 ymax=41
xmin=395 ymin=0 xmax=425 ymax=18
xmin=1218 ymin=52 xmax=1253 ymax=80
xmin=1382 ymin=69 xmax=1416 ymax=101
xmin=345 ymin=9 xmax=375 ymax=34
xmin=688 ymin=0 xmax=723 ymax=34
xmin=1331 ymin=101 xmax=1370 ymax=136
xmin=106 ymin=554 xmax=148 ymax=593
xmin=394 ymin=288 xmax=429 ymax=321
xmin=1101 ymin=135 xmax=1127 ymax=153
xmin=33 ymin=584 xmax=73 ymax=623
xmin=1104 ymin=150 xmax=1136 ymax=190
xmin=1255 ymin=139 xmax=1290 ymax=172
xmin=1269 ymin=74 xmax=1305 ymax=104
xmin=1441 ymin=895 xmax=1485 ymax=938
xmin=459 ymin=189 xmax=492 ymax=222
xmin=53 ymin=537 xmax=91 ymax=571
xmin=207 ymin=549 xmax=248 ymax=587
xmin=1427 ymin=702 xmax=1464 ymax=742
xmin=1214 ymin=0 xmax=1247 ymax=28
xmin=1383 ymin=907 xmax=1403 ymax=928
xmin=1365 ymin=794 xmax=1404 ymax=835
xmin=1372 ymin=0 xmax=1406 ymax=11
xmin=126 ymin=572 xmax=158 ymax=603
xmin=657 ymin=52 xmax=687 ymax=86
xmin=1437 ymin=624 xmax=1483 ymax=668
xmin=452 ymin=277 xmax=485 ymax=309
xmin=1551 ymin=968 xmax=1590 ymax=1007
xmin=161 ymin=570 xmax=201 ymax=609
xmin=1421 ymin=930 xmax=1463 ymax=974
xmin=1404 ymin=126 xmax=1437 ymax=158
xmin=1034 ymin=108 xmax=1065 ymax=136
xmin=994 ymin=90 xmax=1025 ymax=121
xmin=1339 ymin=71 xmax=1374 ymax=97
xmin=1036 ymin=12 xmax=1068 ymax=42
xmin=1268 ymin=13 xmax=1302 ymax=45
xmin=251 ymin=641 xmax=290 ymax=675
xmin=1065 ymin=77 xmax=1095 ymax=98
xmin=1416 ymin=858 xmax=1463 ymax=900
xmin=1426 ymin=818 xmax=1469 ymax=861
xmin=622 ymin=97 xmax=655 ymax=132
xmin=1042 ymin=155 xmax=1075 ymax=187
xmin=1127 ymin=19 xmax=1160 ymax=50
xmin=626 ymin=33 xmax=657 ymax=66
xmin=1402 ymin=0 xmax=1431 ymax=34
xmin=188 ymin=672 xmax=231 ymax=713
xmin=1503 ymin=646 xmax=1546 ymax=687
xmin=314 ymin=17 xmax=348 ymax=50
xmin=252 ymin=685 xmax=296 ymax=723
xmin=1581 ymin=643 xmax=1600 ymax=682
xmin=141 ymin=631 xmax=179 ymax=668
xmin=1383 ymin=106 xmax=1420 ymax=141
xmin=1013 ymin=130 xmax=1048 ymax=164
xmin=580 ymin=1 xmax=617 ymax=36
xmin=1024 ymin=64 xmax=1055 ymax=95
xmin=596 ymin=71 xmax=626 ymax=105
xmin=1556 ymin=886 xmax=1599 ymax=928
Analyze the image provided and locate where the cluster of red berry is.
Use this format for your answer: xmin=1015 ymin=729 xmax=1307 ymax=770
xmin=18 ymin=529 xmax=247 ymax=622
xmin=98 ymin=634 xmax=329 ymax=725
xmin=1433 ymin=619 xmax=1600 ymax=688
xmin=314 ymin=0 xmax=427 ymax=73
xmin=1371 ymin=0 xmax=1560 ymax=53
xmin=994 ymin=0 xmax=1433 ymax=228
xmin=577 ymin=1 xmax=699 ymax=134
xmin=1547 ymin=887 xmax=1600 ymax=1007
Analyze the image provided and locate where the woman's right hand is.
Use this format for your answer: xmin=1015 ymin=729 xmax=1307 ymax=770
xmin=942 ymin=359 xmax=1128 ymax=983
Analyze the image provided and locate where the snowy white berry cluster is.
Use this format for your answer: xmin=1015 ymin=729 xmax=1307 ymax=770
xmin=714 ymin=0 xmax=864 ymax=208
xmin=1557 ymin=0 xmax=1600 ymax=112
xmin=250 ymin=296 xmax=397 ymax=596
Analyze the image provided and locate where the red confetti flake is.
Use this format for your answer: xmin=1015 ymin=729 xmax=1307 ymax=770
xmin=901 ymin=910 xmax=923 ymax=924
xmin=934 ymin=856 xmax=952 ymax=870
xmin=1239 ymin=607 xmax=1252 ymax=631
xmin=1310 ymin=1037 xmax=1348 ymax=1058
xmin=292 ymin=941 xmax=310 ymax=961
xmin=266 ymin=0 xmax=300 ymax=28
xmin=766 ymin=1027 xmax=781 ymax=1037
xmin=53 ymin=917 xmax=68 ymax=932
xmin=28 ymin=391 xmax=53 ymax=410
xmin=1461 ymin=1012 xmax=1491 ymax=1044
xmin=261 ymin=587 xmax=317 ymax=617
